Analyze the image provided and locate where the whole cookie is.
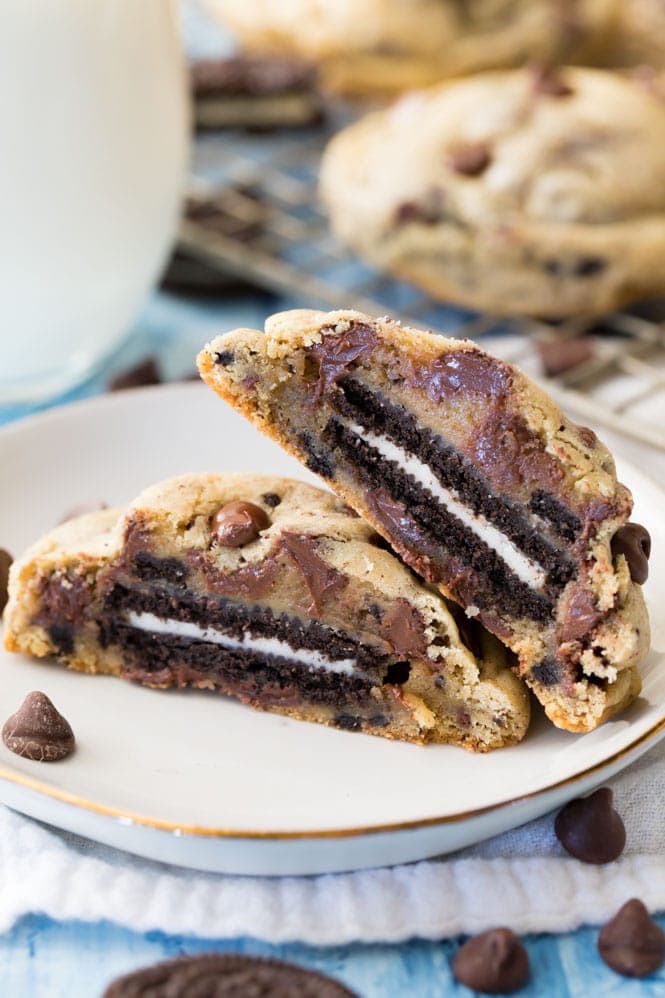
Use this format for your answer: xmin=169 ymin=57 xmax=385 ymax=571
xmin=104 ymin=953 xmax=358 ymax=997
xmin=206 ymin=0 xmax=615 ymax=96
xmin=321 ymin=67 xmax=665 ymax=317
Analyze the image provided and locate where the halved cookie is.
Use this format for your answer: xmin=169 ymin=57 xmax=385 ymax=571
xmin=198 ymin=309 xmax=651 ymax=733
xmin=3 ymin=473 xmax=529 ymax=750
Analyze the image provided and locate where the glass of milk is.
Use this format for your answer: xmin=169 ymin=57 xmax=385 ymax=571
xmin=0 ymin=0 xmax=189 ymax=403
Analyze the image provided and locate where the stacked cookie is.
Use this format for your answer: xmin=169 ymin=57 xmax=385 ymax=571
xmin=320 ymin=66 xmax=665 ymax=317
xmin=4 ymin=308 xmax=651 ymax=748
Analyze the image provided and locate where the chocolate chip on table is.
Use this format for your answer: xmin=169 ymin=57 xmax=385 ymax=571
xmin=211 ymin=501 xmax=270 ymax=547
xmin=598 ymin=900 xmax=665 ymax=978
xmin=611 ymin=523 xmax=651 ymax=585
xmin=452 ymin=928 xmax=530 ymax=994
xmin=555 ymin=787 xmax=626 ymax=864
xmin=448 ymin=142 xmax=492 ymax=177
xmin=0 ymin=548 xmax=13 ymax=614
xmin=537 ymin=338 xmax=594 ymax=378
xmin=108 ymin=357 xmax=161 ymax=391
xmin=2 ymin=691 xmax=75 ymax=762
xmin=103 ymin=953 xmax=358 ymax=998
xmin=58 ymin=501 xmax=108 ymax=525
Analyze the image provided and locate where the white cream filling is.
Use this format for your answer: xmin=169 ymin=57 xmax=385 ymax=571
xmin=344 ymin=421 xmax=547 ymax=590
xmin=126 ymin=611 xmax=357 ymax=676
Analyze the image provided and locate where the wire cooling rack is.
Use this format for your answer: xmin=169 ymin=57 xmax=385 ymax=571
xmin=178 ymin=114 xmax=665 ymax=451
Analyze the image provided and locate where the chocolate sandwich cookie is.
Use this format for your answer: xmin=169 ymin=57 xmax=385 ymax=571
xmin=3 ymin=472 xmax=529 ymax=751
xmin=320 ymin=67 xmax=665 ymax=317
xmin=207 ymin=0 xmax=615 ymax=97
xmin=191 ymin=54 xmax=322 ymax=130
xmin=104 ymin=953 xmax=357 ymax=997
xmin=198 ymin=308 xmax=650 ymax=734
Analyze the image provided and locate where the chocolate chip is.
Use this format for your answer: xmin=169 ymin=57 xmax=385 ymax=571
xmin=104 ymin=954 xmax=357 ymax=998
xmin=108 ymin=358 xmax=160 ymax=391
xmin=575 ymin=257 xmax=606 ymax=277
xmin=452 ymin=928 xmax=530 ymax=994
xmin=394 ymin=188 xmax=446 ymax=226
xmin=531 ymin=64 xmax=574 ymax=98
xmin=58 ymin=501 xmax=108 ymax=525
xmin=537 ymin=339 xmax=594 ymax=378
xmin=598 ymin=900 xmax=665 ymax=978
xmin=611 ymin=524 xmax=651 ymax=585
xmin=261 ymin=492 xmax=282 ymax=508
xmin=334 ymin=713 xmax=362 ymax=731
xmin=2 ymin=692 xmax=75 ymax=762
xmin=555 ymin=787 xmax=626 ymax=863
xmin=0 ymin=548 xmax=13 ymax=615
xmin=211 ymin=501 xmax=270 ymax=547
xmin=530 ymin=658 xmax=561 ymax=687
xmin=449 ymin=142 xmax=492 ymax=176
xmin=214 ymin=350 xmax=234 ymax=366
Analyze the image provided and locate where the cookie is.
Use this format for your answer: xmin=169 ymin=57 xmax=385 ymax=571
xmin=602 ymin=1 xmax=665 ymax=70
xmin=320 ymin=67 xmax=665 ymax=317
xmin=104 ymin=953 xmax=357 ymax=997
xmin=3 ymin=472 xmax=529 ymax=751
xmin=191 ymin=54 xmax=322 ymax=130
xmin=207 ymin=0 xmax=615 ymax=96
xmin=198 ymin=309 xmax=651 ymax=733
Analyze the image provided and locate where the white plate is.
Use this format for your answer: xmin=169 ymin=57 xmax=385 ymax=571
xmin=0 ymin=384 xmax=663 ymax=876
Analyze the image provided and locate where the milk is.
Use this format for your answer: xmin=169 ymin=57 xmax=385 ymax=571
xmin=0 ymin=0 xmax=189 ymax=402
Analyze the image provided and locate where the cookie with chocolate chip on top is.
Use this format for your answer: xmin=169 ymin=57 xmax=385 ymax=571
xmin=198 ymin=308 xmax=650 ymax=734
xmin=320 ymin=66 xmax=665 ymax=317
xmin=207 ymin=0 xmax=615 ymax=96
xmin=3 ymin=472 xmax=529 ymax=751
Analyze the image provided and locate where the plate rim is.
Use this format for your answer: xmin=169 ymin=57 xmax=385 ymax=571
xmin=0 ymin=384 xmax=662 ymax=840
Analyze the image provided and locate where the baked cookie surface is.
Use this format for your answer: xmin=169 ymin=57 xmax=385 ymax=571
xmin=199 ymin=309 xmax=651 ymax=733
xmin=3 ymin=472 xmax=529 ymax=751
xmin=207 ymin=0 xmax=615 ymax=95
xmin=320 ymin=67 xmax=665 ymax=317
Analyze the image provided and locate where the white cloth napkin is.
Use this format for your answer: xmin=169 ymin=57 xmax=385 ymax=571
xmin=1 ymin=738 xmax=664 ymax=945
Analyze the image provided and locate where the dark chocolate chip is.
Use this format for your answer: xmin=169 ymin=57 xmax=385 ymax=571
xmin=2 ymin=692 xmax=75 ymax=762
xmin=334 ymin=713 xmax=362 ymax=731
xmin=611 ymin=523 xmax=651 ymax=585
xmin=58 ymin=501 xmax=108 ymax=525
xmin=555 ymin=787 xmax=626 ymax=864
xmin=0 ymin=548 xmax=13 ymax=615
xmin=104 ymin=953 xmax=357 ymax=998
xmin=383 ymin=661 xmax=411 ymax=686
xmin=261 ymin=492 xmax=282 ymax=508
xmin=575 ymin=257 xmax=606 ymax=277
xmin=211 ymin=501 xmax=270 ymax=548
xmin=537 ymin=339 xmax=594 ymax=378
xmin=449 ymin=142 xmax=492 ymax=176
xmin=598 ymin=900 xmax=665 ymax=978
xmin=214 ymin=350 xmax=235 ymax=366
xmin=394 ymin=188 xmax=446 ymax=226
xmin=108 ymin=358 xmax=160 ymax=392
xmin=452 ymin=928 xmax=530 ymax=994
xmin=530 ymin=658 xmax=561 ymax=687
xmin=531 ymin=64 xmax=574 ymax=98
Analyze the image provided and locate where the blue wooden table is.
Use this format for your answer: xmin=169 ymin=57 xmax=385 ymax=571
xmin=1 ymin=290 xmax=663 ymax=997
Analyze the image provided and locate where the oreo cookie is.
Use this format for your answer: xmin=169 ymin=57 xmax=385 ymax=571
xmin=104 ymin=953 xmax=357 ymax=997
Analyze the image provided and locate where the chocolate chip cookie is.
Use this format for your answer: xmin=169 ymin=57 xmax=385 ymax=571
xmin=3 ymin=472 xmax=529 ymax=750
xmin=207 ymin=0 xmax=615 ymax=96
xmin=198 ymin=309 xmax=650 ymax=733
xmin=320 ymin=67 xmax=665 ymax=317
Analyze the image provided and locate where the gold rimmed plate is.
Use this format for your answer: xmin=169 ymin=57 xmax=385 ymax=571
xmin=0 ymin=384 xmax=662 ymax=875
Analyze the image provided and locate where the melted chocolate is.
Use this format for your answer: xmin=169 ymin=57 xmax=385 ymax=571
xmin=559 ymin=586 xmax=604 ymax=644
xmin=410 ymin=348 xmax=513 ymax=404
xmin=281 ymin=533 xmax=348 ymax=612
xmin=380 ymin=599 xmax=428 ymax=660
xmin=307 ymin=323 xmax=377 ymax=402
